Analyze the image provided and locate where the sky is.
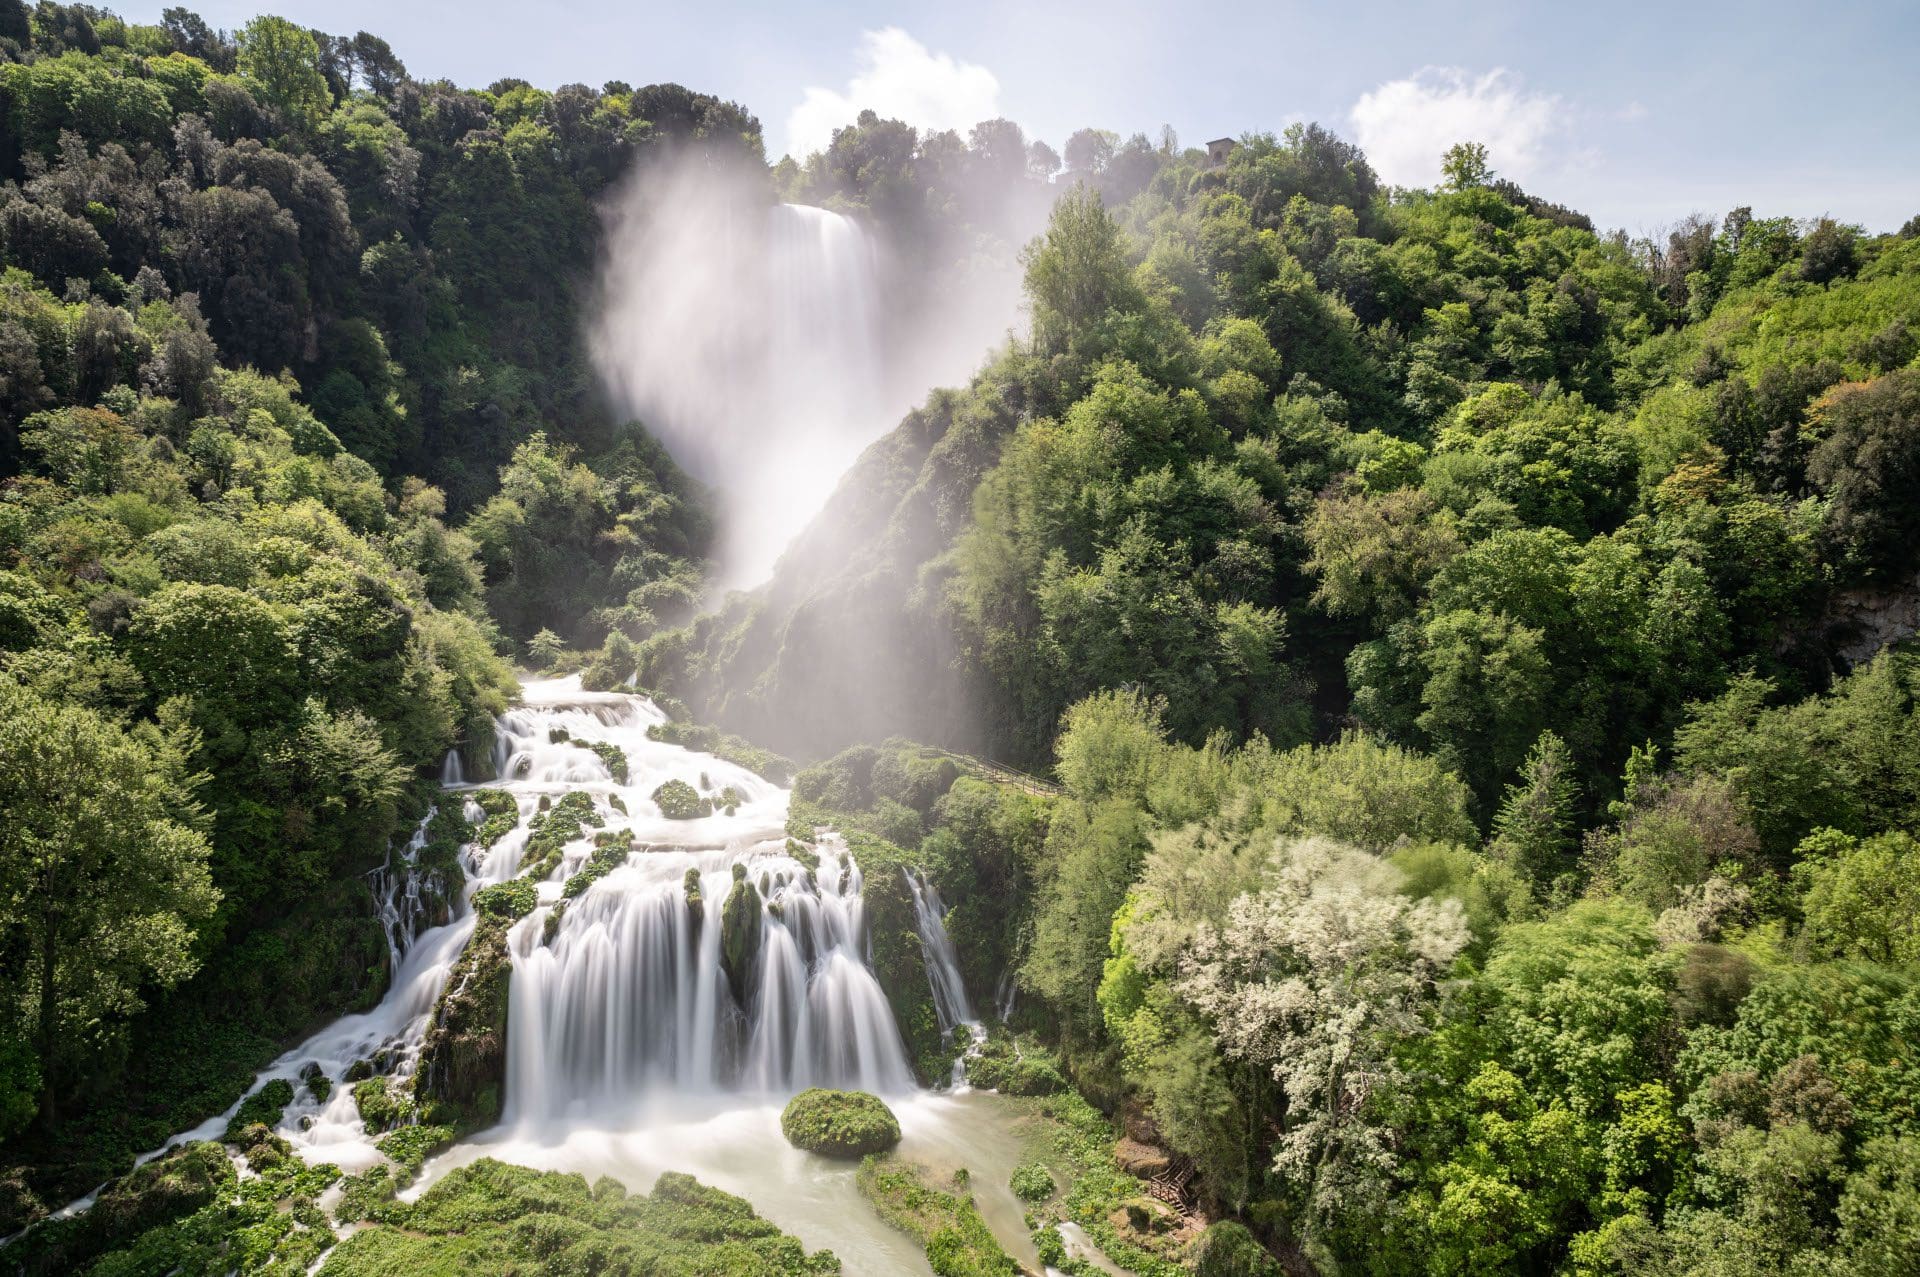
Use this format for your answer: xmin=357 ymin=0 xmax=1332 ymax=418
xmin=123 ymin=0 xmax=1920 ymax=235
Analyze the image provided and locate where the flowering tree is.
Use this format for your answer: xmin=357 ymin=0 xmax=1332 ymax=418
xmin=1177 ymin=836 xmax=1469 ymax=1225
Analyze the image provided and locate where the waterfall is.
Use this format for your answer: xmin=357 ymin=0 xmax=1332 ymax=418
xmin=905 ymin=871 xmax=975 ymax=1031
xmin=107 ymin=675 xmax=974 ymax=1204
xmin=906 ymin=869 xmax=988 ymax=1085
xmin=440 ymin=748 xmax=464 ymax=785
xmin=592 ymin=177 xmax=896 ymax=590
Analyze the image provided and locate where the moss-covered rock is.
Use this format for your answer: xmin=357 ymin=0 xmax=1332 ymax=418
xmin=779 ymin=1088 xmax=902 ymax=1159
xmin=651 ymin=778 xmax=711 ymax=820
xmin=222 ymin=1077 xmax=295 ymax=1142
xmin=412 ymin=911 xmax=513 ymax=1130
xmin=352 ymin=1078 xmax=415 ymax=1134
xmin=472 ymin=877 xmax=537 ymax=920
xmin=720 ymin=866 xmax=762 ymax=1001
xmin=965 ymin=1035 xmax=1065 ymax=1096
xmin=645 ymin=719 xmax=795 ymax=784
xmin=1011 ymin=1162 xmax=1056 ymax=1203
xmin=1 ymin=1141 xmax=236 ymax=1274
xmin=468 ymin=789 xmax=520 ymax=847
xmin=847 ymin=831 xmax=945 ymax=1082
xmin=375 ymin=1124 xmax=455 ymax=1175
xmin=320 ymin=1158 xmax=838 ymax=1275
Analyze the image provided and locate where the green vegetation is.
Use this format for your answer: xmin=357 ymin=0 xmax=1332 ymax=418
xmin=779 ymin=1088 xmax=902 ymax=1158
xmin=651 ymin=776 xmax=711 ymax=819
xmin=4 ymin=5 xmax=1918 ymax=1274
xmin=322 ymin=1158 xmax=840 ymax=1274
xmin=857 ymin=1155 xmax=1020 ymax=1276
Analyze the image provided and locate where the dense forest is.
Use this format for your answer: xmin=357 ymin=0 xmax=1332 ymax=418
xmin=2 ymin=2 xmax=1919 ymax=1274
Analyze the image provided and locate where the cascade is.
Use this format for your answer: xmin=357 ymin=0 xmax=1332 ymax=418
xmin=593 ymin=193 xmax=895 ymax=590
xmin=109 ymin=677 xmax=1034 ymax=1271
xmin=906 ymin=870 xmax=988 ymax=1084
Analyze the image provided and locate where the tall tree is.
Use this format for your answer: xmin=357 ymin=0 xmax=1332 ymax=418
xmin=0 ymin=683 xmax=217 ymax=1128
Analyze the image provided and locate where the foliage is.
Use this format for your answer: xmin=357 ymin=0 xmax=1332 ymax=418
xmin=778 ymin=1088 xmax=902 ymax=1158
xmin=321 ymin=1159 xmax=840 ymax=1275
xmin=857 ymin=1155 xmax=1020 ymax=1277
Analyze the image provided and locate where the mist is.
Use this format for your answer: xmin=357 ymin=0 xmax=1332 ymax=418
xmin=590 ymin=148 xmax=1032 ymax=593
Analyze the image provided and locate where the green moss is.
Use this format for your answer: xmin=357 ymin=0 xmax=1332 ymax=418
xmin=353 ymin=1078 xmax=415 ymax=1133
xmin=1 ymin=1140 xmax=236 ymax=1274
xmin=684 ymin=866 xmax=704 ymax=909
xmin=855 ymin=1154 xmax=1018 ymax=1276
xmin=578 ymin=738 xmax=629 ymax=783
xmin=320 ymin=1158 xmax=839 ymax=1275
xmin=519 ymin=790 xmax=604 ymax=879
xmin=720 ymin=868 xmax=762 ymax=999
xmin=467 ymin=790 xmax=519 ymax=848
xmin=563 ymin=835 xmax=631 ymax=897
xmin=651 ymin=778 xmax=711 ymax=820
xmin=375 ymin=1124 xmax=455 ymax=1175
xmin=222 ymin=1077 xmax=295 ymax=1142
xmin=966 ymin=1035 xmax=1066 ymax=1096
xmin=471 ymin=877 xmax=536 ymax=920
xmin=645 ymin=719 xmax=795 ymax=784
xmin=846 ymin=831 xmax=946 ymax=1082
xmin=1011 ymin=1162 xmax=1056 ymax=1203
xmin=412 ymin=911 xmax=513 ymax=1132
xmin=779 ymin=1089 xmax=901 ymax=1159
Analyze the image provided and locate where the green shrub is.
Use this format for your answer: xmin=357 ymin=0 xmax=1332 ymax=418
xmin=472 ymin=877 xmax=537 ymax=920
xmin=651 ymin=778 xmax=710 ymax=819
xmin=222 ymin=1078 xmax=295 ymax=1143
xmin=468 ymin=790 xmax=520 ymax=847
xmin=779 ymin=1088 xmax=902 ymax=1158
xmin=1192 ymin=1219 xmax=1283 ymax=1276
xmin=1010 ymin=1162 xmax=1055 ymax=1202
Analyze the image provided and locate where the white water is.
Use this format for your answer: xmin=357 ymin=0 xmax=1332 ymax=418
xmin=595 ymin=186 xmax=894 ymax=591
xmin=108 ymin=677 xmax=1064 ymax=1272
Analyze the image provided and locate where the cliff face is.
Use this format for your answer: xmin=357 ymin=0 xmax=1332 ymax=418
xmin=1826 ymin=569 xmax=1920 ymax=667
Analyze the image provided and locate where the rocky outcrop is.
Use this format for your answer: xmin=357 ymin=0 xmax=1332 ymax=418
xmin=718 ymin=866 xmax=761 ymax=1002
xmin=412 ymin=913 xmax=512 ymax=1129
xmin=1824 ymin=569 xmax=1920 ymax=667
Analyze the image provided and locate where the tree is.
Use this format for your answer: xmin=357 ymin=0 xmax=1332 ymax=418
xmin=236 ymin=15 xmax=331 ymax=132
xmin=1178 ymin=837 xmax=1468 ymax=1229
xmin=1441 ymin=142 xmax=1492 ymax=191
xmin=1020 ymin=184 xmax=1141 ymax=360
xmin=0 ymin=682 xmax=217 ymax=1127
xmin=1806 ymin=369 xmax=1920 ymax=580
xmin=1489 ymin=730 xmax=1577 ymax=890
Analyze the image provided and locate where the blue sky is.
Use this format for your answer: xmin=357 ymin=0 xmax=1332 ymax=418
xmin=124 ymin=0 xmax=1920 ymax=233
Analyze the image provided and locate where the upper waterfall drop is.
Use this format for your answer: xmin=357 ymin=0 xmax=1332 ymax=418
xmin=592 ymin=168 xmax=896 ymax=591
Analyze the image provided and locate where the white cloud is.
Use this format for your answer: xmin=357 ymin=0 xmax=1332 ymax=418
xmin=783 ymin=28 xmax=1000 ymax=160
xmin=1350 ymin=67 xmax=1566 ymax=189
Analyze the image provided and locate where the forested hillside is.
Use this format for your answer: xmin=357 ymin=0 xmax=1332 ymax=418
xmin=635 ymin=124 xmax=1920 ymax=1272
xmin=2 ymin=2 xmax=1919 ymax=1274
xmin=0 ymin=0 xmax=740 ymax=1226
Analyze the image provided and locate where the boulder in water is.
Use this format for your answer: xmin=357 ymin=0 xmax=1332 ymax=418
xmin=719 ymin=870 xmax=762 ymax=1000
xmin=780 ymin=1088 xmax=901 ymax=1158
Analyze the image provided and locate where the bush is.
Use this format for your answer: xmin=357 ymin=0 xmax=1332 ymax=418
xmin=221 ymin=1078 xmax=294 ymax=1143
xmin=472 ymin=877 xmax=537 ymax=920
xmin=651 ymin=778 xmax=710 ymax=820
xmin=779 ymin=1088 xmax=902 ymax=1158
xmin=1192 ymin=1220 xmax=1283 ymax=1276
xmin=1010 ymin=1162 xmax=1055 ymax=1202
